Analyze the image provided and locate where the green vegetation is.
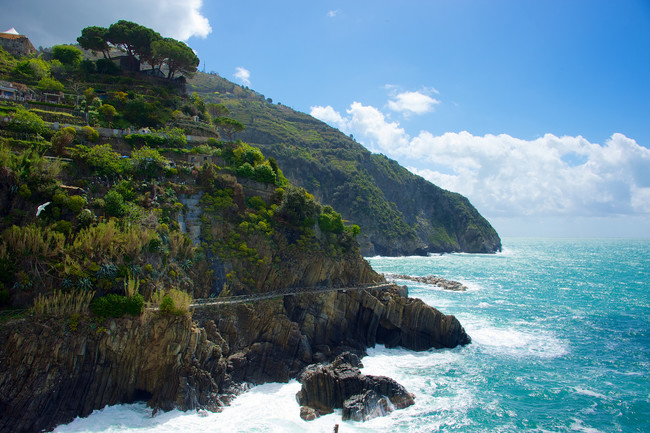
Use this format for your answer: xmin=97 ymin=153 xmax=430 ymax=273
xmin=188 ymin=72 xmax=501 ymax=255
xmin=0 ymin=21 xmax=365 ymax=322
xmin=150 ymin=288 xmax=192 ymax=316
xmin=7 ymin=107 xmax=46 ymax=135
xmin=52 ymin=45 xmax=83 ymax=66
xmin=90 ymin=292 xmax=144 ymax=318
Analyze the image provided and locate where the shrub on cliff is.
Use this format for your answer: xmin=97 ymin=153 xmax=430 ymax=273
xmin=90 ymin=293 xmax=144 ymax=318
xmin=254 ymin=164 xmax=276 ymax=184
xmin=150 ymin=288 xmax=192 ymax=316
xmin=81 ymin=126 xmax=99 ymax=143
xmin=318 ymin=205 xmax=344 ymax=234
xmin=276 ymin=186 xmax=321 ymax=227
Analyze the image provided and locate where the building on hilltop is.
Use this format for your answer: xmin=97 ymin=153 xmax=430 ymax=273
xmin=0 ymin=28 xmax=36 ymax=57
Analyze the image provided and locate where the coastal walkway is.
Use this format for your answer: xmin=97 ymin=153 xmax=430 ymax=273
xmin=0 ymin=283 xmax=396 ymax=318
xmin=189 ymin=282 xmax=395 ymax=308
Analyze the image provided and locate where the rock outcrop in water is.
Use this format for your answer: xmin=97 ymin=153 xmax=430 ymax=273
xmin=0 ymin=284 xmax=469 ymax=433
xmin=296 ymin=352 xmax=415 ymax=421
xmin=385 ymin=273 xmax=469 ymax=291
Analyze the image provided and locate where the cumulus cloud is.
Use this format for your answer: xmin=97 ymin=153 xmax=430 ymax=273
xmin=234 ymin=67 xmax=251 ymax=86
xmin=387 ymin=90 xmax=440 ymax=115
xmin=407 ymin=132 xmax=650 ymax=218
xmin=310 ymin=105 xmax=348 ymax=131
xmin=312 ymin=103 xmax=409 ymax=152
xmin=1 ymin=0 xmax=211 ymax=47
xmin=311 ymin=103 xmax=650 ymax=220
xmin=346 ymin=102 xmax=410 ymax=151
xmin=149 ymin=0 xmax=212 ymax=40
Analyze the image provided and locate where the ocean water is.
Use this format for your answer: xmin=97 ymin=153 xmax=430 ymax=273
xmin=53 ymin=238 xmax=650 ymax=433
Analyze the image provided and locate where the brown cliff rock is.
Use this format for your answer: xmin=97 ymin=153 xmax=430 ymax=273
xmin=284 ymin=285 xmax=471 ymax=352
xmin=0 ymin=314 xmax=225 ymax=433
xmin=1 ymin=285 xmax=469 ymax=433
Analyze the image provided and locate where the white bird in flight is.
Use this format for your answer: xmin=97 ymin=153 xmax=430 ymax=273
xmin=36 ymin=202 xmax=51 ymax=217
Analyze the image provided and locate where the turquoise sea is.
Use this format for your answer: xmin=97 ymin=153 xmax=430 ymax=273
xmin=54 ymin=238 xmax=650 ymax=433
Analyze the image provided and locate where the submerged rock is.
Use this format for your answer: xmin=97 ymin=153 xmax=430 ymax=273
xmin=296 ymin=352 xmax=415 ymax=422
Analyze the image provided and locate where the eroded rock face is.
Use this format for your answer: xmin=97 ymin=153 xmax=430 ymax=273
xmin=0 ymin=315 xmax=226 ymax=433
xmin=284 ymin=285 xmax=471 ymax=352
xmin=0 ymin=285 xmax=470 ymax=433
xmin=296 ymin=352 xmax=415 ymax=422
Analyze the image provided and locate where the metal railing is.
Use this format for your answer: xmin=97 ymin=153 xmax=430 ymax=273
xmin=190 ymin=282 xmax=395 ymax=308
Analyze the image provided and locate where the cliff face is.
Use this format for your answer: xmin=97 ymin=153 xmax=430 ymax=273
xmin=1 ymin=285 xmax=469 ymax=433
xmin=0 ymin=315 xmax=225 ymax=433
xmin=192 ymin=285 xmax=469 ymax=389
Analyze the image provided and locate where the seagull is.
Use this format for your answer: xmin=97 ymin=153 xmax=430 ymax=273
xmin=36 ymin=202 xmax=51 ymax=217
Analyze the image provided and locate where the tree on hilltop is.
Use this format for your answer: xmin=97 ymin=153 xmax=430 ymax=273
xmin=108 ymin=20 xmax=161 ymax=64
xmin=77 ymin=26 xmax=111 ymax=58
xmin=151 ymin=38 xmax=199 ymax=79
xmin=76 ymin=21 xmax=199 ymax=79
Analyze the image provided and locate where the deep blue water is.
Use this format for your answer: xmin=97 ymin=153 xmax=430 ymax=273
xmin=54 ymin=238 xmax=650 ymax=433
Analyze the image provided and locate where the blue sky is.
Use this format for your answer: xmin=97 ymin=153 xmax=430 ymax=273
xmin=3 ymin=0 xmax=650 ymax=237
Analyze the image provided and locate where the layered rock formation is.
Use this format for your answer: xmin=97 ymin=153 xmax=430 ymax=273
xmin=0 ymin=315 xmax=224 ymax=433
xmin=0 ymin=285 xmax=470 ymax=433
xmin=297 ymin=352 xmax=415 ymax=421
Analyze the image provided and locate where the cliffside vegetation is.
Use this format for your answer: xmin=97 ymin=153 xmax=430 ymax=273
xmin=0 ymin=22 xmax=366 ymax=323
xmin=189 ymin=73 xmax=502 ymax=255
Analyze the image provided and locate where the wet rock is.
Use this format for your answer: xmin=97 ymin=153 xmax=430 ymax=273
xmin=343 ymin=390 xmax=389 ymax=421
xmin=385 ymin=274 xmax=468 ymax=291
xmin=296 ymin=352 xmax=414 ymax=422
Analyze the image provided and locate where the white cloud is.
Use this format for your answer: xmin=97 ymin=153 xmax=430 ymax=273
xmin=407 ymin=132 xmax=650 ymax=218
xmin=312 ymin=102 xmax=409 ymax=151
xmin=327 ymin=10 xmax=341 ymax=18
xmin=346 ymin=102 xmax=410 ymax=151
xmin=1 ymin=0 xmax=211 ymax=47
xmin=149 ymin=0 xmax=212 ymax=40
xmin=234 ymin=67 xmax=251 ymax=86
xmin=387 ymin=90 xmax=440 ymax=115
xmin=311 ymin=103 xmax=650 ymax=221
xmin=310 ymin=105 xmax=348 ymax=131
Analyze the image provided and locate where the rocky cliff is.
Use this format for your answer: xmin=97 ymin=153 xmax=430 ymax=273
xmin=0 ymin=315 xmax=223 ymax=433
xmin=0 ymin=284 xmax=469 ymax=433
